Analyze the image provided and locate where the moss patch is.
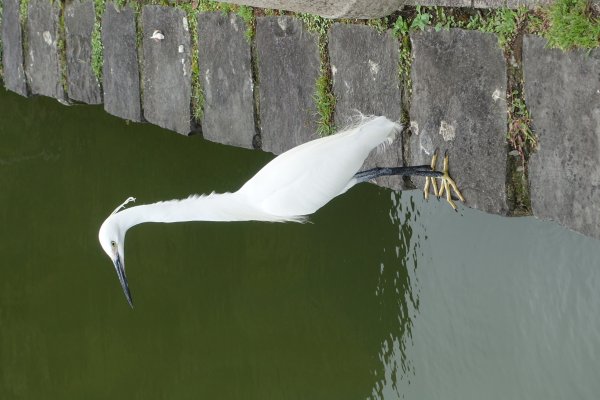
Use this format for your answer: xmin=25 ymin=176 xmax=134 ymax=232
xmin=20 ymin=0 xmax=29 ymax=26
xmin=57 ymin=1 xmax=69 ymax=94
xmin=92 ymin=0 xmax=106 ymax=82
xmin=544 ymin=0 xmax=600 ymax=50
xmin=298 ymin=13 xmax=335 ymax=136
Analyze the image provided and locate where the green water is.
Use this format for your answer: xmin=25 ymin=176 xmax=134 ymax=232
xmin=0 ymin=88 xmax=598 ymax=399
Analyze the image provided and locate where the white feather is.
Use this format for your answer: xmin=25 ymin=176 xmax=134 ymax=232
xmin=98 ymin=116 xmax=400 ymax=274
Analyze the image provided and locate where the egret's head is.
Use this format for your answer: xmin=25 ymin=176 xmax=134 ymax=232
xmin=99 ymin=212 xmax=133 ymax=308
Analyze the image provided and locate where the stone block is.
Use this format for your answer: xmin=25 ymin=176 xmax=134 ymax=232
xmin=523 ymin=35 xmax=600 ymax=239
xmin=198 ymin=12 xmax=255 ymax=149
xmin=505 ymin=0 xmax=553 ymax=8
xmin=142 ymin=6 xmax=192 ymax=135
xmin=65 ymin=0 xmax=102 ymax=104
xmin=409 ymin=29 xmax=508 ymax=214
xmin=473 ymin=0 xmax=505 ymax=8
xmin=26 ymin=0 xmax=66 ymax=101
xmin=403 ymin=0 xmax=471 ymax=7
xmin=328 ymin=24 xmax=404 ymax=190
xmin=102 ymin=2 xmax=142 ymax=122
xmin=220 ymin=0 xmax=404 ymax=18
xmin=2 ymin=0 xmax=28 ymax=96
xmin=256 ymin=16 xmax=320 ymax=154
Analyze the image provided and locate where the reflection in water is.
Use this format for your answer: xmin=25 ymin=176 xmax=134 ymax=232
xmin=0 ymin=150 xmax=60 ymax=166
xmin=370 ymin=192 xmax=424 ymax=399
xmin=0 ymin=90 xmax=62 ymax=165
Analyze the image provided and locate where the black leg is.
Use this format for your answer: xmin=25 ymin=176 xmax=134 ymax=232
xmin=354 ymin=166 xmax=442 ymax=184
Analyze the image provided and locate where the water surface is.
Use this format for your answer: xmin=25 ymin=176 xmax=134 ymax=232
xmin=0 ymin=89 xmax=598 ymax=399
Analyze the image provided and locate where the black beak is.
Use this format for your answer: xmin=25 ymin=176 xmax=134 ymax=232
xmin=113 ymin=254 xmax=134 ymax=308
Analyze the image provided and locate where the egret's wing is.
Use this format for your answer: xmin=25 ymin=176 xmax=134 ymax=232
xmin=238 ymin=117 xmax=399 ymax=217
xmin=239 ymin=138 xmax=360 ymax=216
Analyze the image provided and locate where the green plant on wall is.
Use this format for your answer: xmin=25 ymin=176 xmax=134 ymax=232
xmin=482 ymin=8 xmax=520 ymax=48
xmin=236 ymin=5 xmax=255 ymax=42
xmin=392 ymin=16 xmax=409 ymax=37
xmin=298 ymin=13 xmax=335 ymax=136
xmin=20 ymin=0 xmax=29 ymax=25
xmin=92 ymin=0 xmax=106 ymax=82
xmin=507 ymin=90 xmax=537 ymax=169
xmin=366 ymin=17 xmax=388 ymax=33
xmin=174 ymin=2 xmax=203 ymax=121
xmin=411 ymin=6 xmax=432 ymax=31
xmin=544 ymin=0 xmax=600 ymax=50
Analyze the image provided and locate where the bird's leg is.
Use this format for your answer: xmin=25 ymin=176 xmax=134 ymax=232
xmin=423 ymin=151 xmax=439 ymax=200
xmin=353 ymin=166 xmax=441 ymax=184
xmin=436 ymin=152 xmax=465 ymax=211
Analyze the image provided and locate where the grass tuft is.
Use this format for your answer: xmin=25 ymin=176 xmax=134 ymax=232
xmin=298 ymin=12 xmax=331 ymax=37
xmin=92 ymin=0 xmax=106 ymax=83
xmin=392 ymin=15 xmax=409 ymax=37
xmin=507 ymin=89 xmax=537 ymax=169
xmin=432 ymin=6 xmax=464 ymax=31
xmin=57 ymin=1 xmax=69 ymax=94
xmin=298 ymin=13 xmax=335 ymax=136
xmin=114 ymin=0 xmax=127 ymax=9
xmin=544 ymin=0 xmax=600 ymax=50
xmin=314 ymin=72 xmax=336 ymax=136
xmin=237 ymin=5 xmax=255 ymax=42
xmin=197 ymin=0 xmax=221 ymax=12
xmin=391 ymin=16 xmax=414 ymax=97
xmin=20 ymin=0 xmax=29 ymax=26
xmin=366 ymin=17 xmax=388 ymax=33
xmin=176 ymin=2 xmax=203 ymax=122
xmin=411 ymin=6 xmax=432 ymax=31
xmin=474 ymin=7 xmax=529 ymax=50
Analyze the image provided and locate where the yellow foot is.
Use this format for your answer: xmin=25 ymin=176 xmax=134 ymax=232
xmin=423 ymin=150 xmax=465 ymax=211
xmin=423 ymin=151 xmax=439 ymax=200
xmin=437 ymin=152 xmax=465 ymax=211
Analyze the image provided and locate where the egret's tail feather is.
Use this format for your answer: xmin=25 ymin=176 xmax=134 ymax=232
xmin=375 ymin=133 xmax=398 ymax=155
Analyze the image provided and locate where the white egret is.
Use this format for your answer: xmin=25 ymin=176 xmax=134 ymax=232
xmin=98 ymin=116 xmax=463 ymax=306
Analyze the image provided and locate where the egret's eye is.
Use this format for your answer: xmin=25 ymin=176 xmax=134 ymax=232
xmin=111 ymin=241 xmax=117 ymax=248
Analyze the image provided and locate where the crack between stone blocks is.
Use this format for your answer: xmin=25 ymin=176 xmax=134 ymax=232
xmin=57 ymin=0 xmax=69 ymax=98
xmin=92 ymin=0 xmax=106 ymax=86
xmin=504 ymin=31 xmax=534 ymax=217
xmin=132 ymin=1 xmax=146 ymax=123
xmin=296 ymin=14 xmax=335 ymax=137
xmin=19 ymin=0 xmax=31 ymax=95
xmin=398 ymin=34 xmax=416 ymax=190
xmin=249 ymin=22 xmax=262 ymax=150
xmin=315 ymin=30 xmax=335 ymax=137
xmin=185 ymin=8 xmax=202 ymax=135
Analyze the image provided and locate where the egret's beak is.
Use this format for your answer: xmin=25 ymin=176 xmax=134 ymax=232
xmin=113 ymin=254 xmax=133 ymax=308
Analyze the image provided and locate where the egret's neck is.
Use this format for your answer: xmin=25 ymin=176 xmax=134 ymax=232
xmin=113 ymin=192 xmax=294 ymax=233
